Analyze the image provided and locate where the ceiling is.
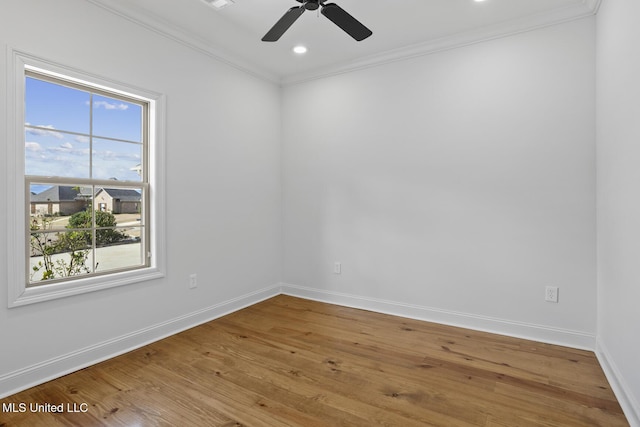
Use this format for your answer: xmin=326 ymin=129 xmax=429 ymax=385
xmin=87 ymin=0 xmax=600 ymax=84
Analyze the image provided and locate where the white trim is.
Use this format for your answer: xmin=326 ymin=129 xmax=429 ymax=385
xmin=596 ymin=341 xmax=640 ymax=427
xmin=0 ymin=283 xmax=281 ymax=399
xmin=280 ymin=283 xmax=596 ymax=350
xmin=84 ymin=0 xmax=600 ymax=87
xmin=0 ymin=284 xmax=615 ymax=401
xmin=584 ymin=0 xmax=603 ymax=14
xmin=5 ymin=45 xmax=21 ymax=308
xmin=6 ymin=47 xmax=26 ymax=308
xmin=6 ymin=48 xmax=167 ymax=307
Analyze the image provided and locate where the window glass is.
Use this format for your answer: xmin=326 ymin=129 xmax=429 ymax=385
xmin=25 ymin=77 xmax=90 ymax=134
xmin=25 ymin=131 xmax=91 ymax=178
xmin=92 ymin=138 xmax=143 ymax=182
xmin=25 ymin=72 xmax=149 ymax=288
xmin=92 ymin=94 xmax=142 ymax=142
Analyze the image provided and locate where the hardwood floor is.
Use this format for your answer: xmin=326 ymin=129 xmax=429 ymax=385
xmin=0 ymin=295 xmax=629 ymax=426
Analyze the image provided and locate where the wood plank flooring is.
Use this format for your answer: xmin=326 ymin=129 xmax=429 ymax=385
xmin=0 ymin=295 xmax=629 ymax=426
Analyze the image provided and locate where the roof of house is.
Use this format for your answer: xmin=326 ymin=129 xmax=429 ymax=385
xmin=97 ymin=188 xmax=142 ymax=202
xmin=31 ymin=186 xmax=83 ymax=203
xmin=31 ymin=186 xmax=141 ymax=203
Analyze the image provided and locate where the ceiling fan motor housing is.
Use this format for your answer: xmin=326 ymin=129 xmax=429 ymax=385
xmin=303 ymin=1 xmax=320 ymax=11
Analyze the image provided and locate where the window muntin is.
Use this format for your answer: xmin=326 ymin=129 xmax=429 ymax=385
xmin=24 ymin=71 xmax=149 ymax=287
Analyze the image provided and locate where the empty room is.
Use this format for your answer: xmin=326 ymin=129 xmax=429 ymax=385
xmin=0 ymin=0 xmax=638 ymax=425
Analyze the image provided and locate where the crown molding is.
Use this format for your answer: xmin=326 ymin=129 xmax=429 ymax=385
xmin=583 ymin=0 xmax=603 ymax=14
xmin=83 ymin=0 xmax=601 ymax=88
xmin=83 ymin=0 xmax=279 ymax=84
xmin=282 ymin=1 xmax=601 ymax=86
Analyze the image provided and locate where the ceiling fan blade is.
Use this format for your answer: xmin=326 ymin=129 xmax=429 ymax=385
xmin=262 ymin=6 xmax=306 ymax=42
xmin=321 ymin=3 xmax=372 ymax=41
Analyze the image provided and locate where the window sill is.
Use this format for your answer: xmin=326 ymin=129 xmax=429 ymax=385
xmin=9 ymin=267 xmax=165 ymax=307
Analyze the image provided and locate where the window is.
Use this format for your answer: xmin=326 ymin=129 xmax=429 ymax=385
xmin=7 ymin=50 xmax=165 ymax=307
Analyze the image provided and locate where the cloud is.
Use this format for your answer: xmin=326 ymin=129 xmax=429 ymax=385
xmin=49 ymin=144 xmax=88 ymax=157
xmin=25 ymin=138 xmax=140 ymax=181
xmin=25 ymin=142 xmax=43 ymax=152
xmin=75 ymin=135 xmax=90 ymax=143
xmin=93 ymin=100 xmax=129 ymax=111
xmin=94 ymin=150 xmax=141 ymax=161
xmin=25 ymin=123 xmax=64 ymax=139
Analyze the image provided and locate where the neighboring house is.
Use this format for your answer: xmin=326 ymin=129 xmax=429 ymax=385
xmin=31 ymin=186 xmax=141 ymax=216
xmin=30 ymin=186 xmax=89 ymax=216
xmin=94 ymin=188 xmax=141 ymax=214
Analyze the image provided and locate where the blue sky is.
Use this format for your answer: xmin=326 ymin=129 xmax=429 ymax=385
xmin=25 ymin=77 xmax=143 ymax=193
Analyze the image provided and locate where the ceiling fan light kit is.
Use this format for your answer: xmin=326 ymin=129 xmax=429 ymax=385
xmin=201 ymin=0 xmax=235 ymax=10
xmin=262 ymin=0 xmax=372 ymax=42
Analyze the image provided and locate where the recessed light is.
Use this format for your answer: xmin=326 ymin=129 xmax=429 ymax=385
xmin=293 ymin=45 xmax=308 ymax=54
xmin=201 ymin=0 xmax=234 ymax=10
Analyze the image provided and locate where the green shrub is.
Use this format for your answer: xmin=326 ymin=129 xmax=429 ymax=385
xmin=67 ymin=210 xmax=125 ymax=246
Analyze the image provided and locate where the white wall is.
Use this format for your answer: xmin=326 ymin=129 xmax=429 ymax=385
xmin=0 ymin=0 xmax=281 ymax=396
xmin=5 ymin=2 xmax=634 ymax=419
xmin=282 ymin=18 xmax=597 ymax=347
xmin=596 ymin=0 xmax=640 ymax=424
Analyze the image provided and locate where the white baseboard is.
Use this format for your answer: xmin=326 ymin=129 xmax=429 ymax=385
xmin=0 ymin=283 xmax=281 ymax=399
xmin=281 ymin=283 xmax=596 ymax=350
xmin=596 ymin=341 xmax=640 ymax=427
xmin=0 ymin=282 xmax=602 ymax=402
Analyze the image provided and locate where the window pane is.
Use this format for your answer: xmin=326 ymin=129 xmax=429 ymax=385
xmin=21 ymin=67 xmax=151 ymax=297
xmin=91 ymin=196 xmax=144 ymax=272
xmin=92 ymin=95 xmax=142 ymax=142
xmin=94 ymin=186 xmax=143 ymax=216
xmin=25 ymin=131 xmax=90 ymax=178
xmin=118 ymin=224 xmax=143 ymax=241
xmin=92 ymin=138 xmax=143 ymax=181
xmin=28 ymin=216 xmax=69 ymax=233
xmin=29 ymin=230 xmax=94 ymax=284
xmin=25 ymin=77 xmax=90 ymax=134
xmin=29 ymin=184 xmax=93 ymax=225
xmin=95 ymin=228 xmax=144 ymax=273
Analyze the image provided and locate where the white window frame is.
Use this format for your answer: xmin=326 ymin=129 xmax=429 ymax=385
xmin=6 ymin=48 xmax=166 ymax=307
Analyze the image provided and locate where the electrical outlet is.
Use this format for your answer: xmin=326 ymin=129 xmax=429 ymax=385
xmin=189 ymin=273 xmax=197 ymax=289
xmin=334 ymin=262 xmax=341 ymax=274
xmin=545 ymin=286 xmax=558 ymax=303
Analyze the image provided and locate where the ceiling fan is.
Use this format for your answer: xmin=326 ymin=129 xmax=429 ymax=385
xmin=262 ymin=0 xmax=372 ymax=42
